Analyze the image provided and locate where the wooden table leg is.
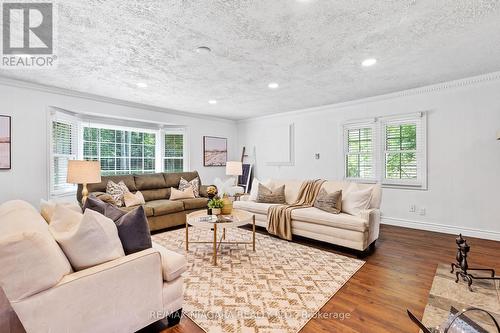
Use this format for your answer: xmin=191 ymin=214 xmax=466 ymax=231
xmin=185 ymin=217 xmax=189 ymax=251
xmin=213 ymin=223 xmax=217 ymax=266
xmin=252 ymin=215 xmax=256 ymax=251
xmin=223 ymin=227 xmax=226 ymax=240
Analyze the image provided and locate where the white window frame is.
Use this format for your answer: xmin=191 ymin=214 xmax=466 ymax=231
xmin=48 ymin=111 xmax=80 ymax=198
xmin=343 ymin=121 xmax=377 ymax=183
xmin=162 ymin=128 xmax=188 ymax=173
xmin=380 ymin=112 xmax=427 ymax=189
xmin=81 ymin=122 xmax=160 ymax=175
xmin=343 ymin=112 xmax=427 ymax=190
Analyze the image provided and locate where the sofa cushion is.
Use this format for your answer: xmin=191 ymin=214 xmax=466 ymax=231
xmin=164 ymin=171 xmax=199 ymax=188
xmin=134 ymin=174 xmax=167 ymax=190
xmin=85 ymin=175 xmax=137 ymax=195
xmin=313 ymin=189 xmax=342 ymax=214
xmin=269 ymin=179 xmax=304 ymax=204
xmin=84 ymin=195 xmax=127 ymax=221
xmin=256 ymin=184 xmax=286 ymax=204
xmin=233 ymin=200 xmax=279 ymax=215
xmin=146 ymin=200 xmax=184 ymax=216
xmin=121 ymin=204 xmax=154 ymax=217
xmin=152 ymin=242 xmax=187 ymax=282
xmin=114 ymin=206 xmax=152 ymax=255
xmin=180 ymin=198 xmax=209 ymax=210
xmin=170 ymin=187 xmax=195 ymax=200
xmin=141 ymin=188 xmax=170 ymax=202
xmin=123 ymin=191 xmax=146 ymax=207
xmin=49 ymin=206 xmax=125 ymax=270
xmin=40 ymin=199 xmax=82 ymax=223
xmin=291 ymin=207 xmax=368 ymax=232
xmin=342 ymin=185 xmax=373 ymax=216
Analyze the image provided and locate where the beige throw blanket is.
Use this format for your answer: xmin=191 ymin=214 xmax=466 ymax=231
xmin=266 ymin=179 xmax=326 ymax=240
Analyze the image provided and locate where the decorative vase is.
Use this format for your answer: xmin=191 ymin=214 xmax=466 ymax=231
xmin=212 ymin=208 xmax=221 ymax=215
xmin=221 ymin=195 xmax=233 ymax=215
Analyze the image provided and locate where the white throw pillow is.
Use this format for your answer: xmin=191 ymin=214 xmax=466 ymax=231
xmin=248 ymin=178 xmax=273 ymax=201
xmin=40 ymin=199 xmax=82 ymax=223
xmin=49 ymin=205 xmax=125 ymax=271
xmin=170 ymin=186 xmax=195 ymax=200
xmin=342 ymin=185 xmax=373 ymax=216
xmin=123 ymin=191 xmax=146 ymax=207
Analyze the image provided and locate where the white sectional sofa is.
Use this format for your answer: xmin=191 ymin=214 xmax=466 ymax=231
xmin=0 ymin=200 xmax=186 ymax=333
xmin=234 ymin=180 xmax=382 ymax=253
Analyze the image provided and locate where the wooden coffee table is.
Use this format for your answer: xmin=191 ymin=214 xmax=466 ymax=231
xmin=185 ymin=209 xmax=255 ymax=266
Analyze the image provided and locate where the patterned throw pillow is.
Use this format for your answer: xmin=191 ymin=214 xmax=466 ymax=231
xmin=106 ymin=180 xmax=129 ymax=207
xmin=256 ymin=183 xmax=286 ymax=204
xmin=179 ymin=177 xmax=200 ymax=197
xmin=314 ymin=189 xmax=342 ymax=214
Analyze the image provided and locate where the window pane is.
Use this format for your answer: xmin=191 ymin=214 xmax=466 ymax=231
xmin=82 ymin=126 xmax=156 ymax=176
xmin=100 ymin=129 xmax=115 ymax=143
xmin=144 ymin=145 xmax=155 ymax=158
xmin=165 ymin=134 xmax=184 ymax=158
xmin=53 ymin=122 xmax=73 ymax=154
xmin=346 ymin=155 xmax=359 ymax=178
xmin=385 ymin=153 xmax=401 ymax=179
xmin=165 ymin=158 xmax=183 ymax=173
xmin=386 ymin=124 xmax=417 ymax=151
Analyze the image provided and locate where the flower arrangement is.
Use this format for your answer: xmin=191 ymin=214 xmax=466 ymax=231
xmin=207 ymin=197 xmax=224 ymax=209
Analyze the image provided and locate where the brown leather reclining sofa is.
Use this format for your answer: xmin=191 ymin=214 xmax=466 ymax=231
xmin=77 ymin=171 xmax=210 ymax=232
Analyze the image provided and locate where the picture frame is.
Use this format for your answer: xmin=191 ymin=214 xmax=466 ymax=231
xmin=203 ymin=136 xmax=227 ymax=166
xmin=0 ymin=115 xmax=11 ymax=170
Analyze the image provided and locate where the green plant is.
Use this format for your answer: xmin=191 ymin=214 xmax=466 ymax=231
xmin=208 ymin=197 xmax=224 ymax=209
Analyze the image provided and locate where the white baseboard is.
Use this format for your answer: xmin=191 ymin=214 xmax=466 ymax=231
xmin=381 ymin=217 xmax=500 ymax=241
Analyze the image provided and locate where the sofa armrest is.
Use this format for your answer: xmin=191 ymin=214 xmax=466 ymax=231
xmin=11 ymin=249 xmax=164 ymax=333
xmin=360 ymin=208 xmax=381 ymax=246
xmin=152 ymin=242 xmax=187 ymax=282
xmin=239 ymin=194 xmax=251 ymax=201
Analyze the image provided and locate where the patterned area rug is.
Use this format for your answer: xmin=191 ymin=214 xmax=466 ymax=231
xmin=153 ymin=227 xmax=364 ymax=333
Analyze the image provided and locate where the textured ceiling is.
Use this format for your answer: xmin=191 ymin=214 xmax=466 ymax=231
xmin=2 ymin=0 xmax=500 ymax=120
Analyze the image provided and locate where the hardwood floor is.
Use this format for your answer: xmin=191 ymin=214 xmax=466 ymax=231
xmin=160 ymin=225 xmax=500 ymax=333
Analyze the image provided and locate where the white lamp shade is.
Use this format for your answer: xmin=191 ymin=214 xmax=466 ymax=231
xmin=226 ymin=161 xmax=243 ymax=176
xmin=67 ymin=160 xmax=101 ymax=184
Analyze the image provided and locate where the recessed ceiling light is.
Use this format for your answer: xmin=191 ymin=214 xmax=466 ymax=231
xmin=361 ymin=58 xmax=377 ymax=67
xmin=268 ymin=82 xmax=279 ymax=89
xmin=208 ymin=100 xmax=217 ymax=105
xmin=136 ymin=82 xmax=148 ymax=88
xmin=196 ymin=46 xmax=212 ymax=54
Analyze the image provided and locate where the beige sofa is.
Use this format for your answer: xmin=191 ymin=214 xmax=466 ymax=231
xmin=234 ymin=180 xmax=382 ymax=253
xmin=0 ymin=200 xmax=186 ymax=333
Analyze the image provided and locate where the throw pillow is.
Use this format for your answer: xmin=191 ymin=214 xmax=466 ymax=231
xmin=49 ymin=205 xmax=125 ymax=270
xmin=123 ymin=191 xmax=146 ymax=207
xmin=256 ymin=183 xmax=286 ymax=204
xmin=40 ymin=199 xmax=82 ymax=223
xmin=84 ymin=196 xmax=152 ymax=255
xmin=83 ymin=195 xmax=125 ymax=222
xmin=249 ymin=178 xmax=273 ymax=201
xmin=95 ymin=193 xmax=116 ymax=204
xmin=170 ymin=186 xmax=195 ymax=200
xmin=314 ymin=189 xmax=342 ymax=214
xmin=179 ymin=177 xmax=200 ymax=198
xmin=115 ymin=206 xmax=152 ymax=255
xmin=342 ymin=185 xmax=373 ymax=216
xmin=106 ymin=180 xmax=129 ymax=207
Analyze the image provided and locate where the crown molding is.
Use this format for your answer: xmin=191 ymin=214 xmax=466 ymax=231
xmin=237 ymin=71 xmax=500 ymax=123
xmin=0 ymin=75 xmax=236 ymax=124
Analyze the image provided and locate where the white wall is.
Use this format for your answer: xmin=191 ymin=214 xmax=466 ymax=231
xmin=237 ymin=74 xmax=500 ymax=240
xmin=0 ymin=81 xmax=238 ymax=206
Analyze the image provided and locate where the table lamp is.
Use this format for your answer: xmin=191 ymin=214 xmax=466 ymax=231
xmin=226 ymin=161 xmax=242 ymax=185
xmin=67 ymin=160 xmax=102 ymax=204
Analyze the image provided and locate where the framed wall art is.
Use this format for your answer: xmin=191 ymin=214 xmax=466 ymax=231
xmin=203 ymin=136 xmax=227 ymax=166
xmin=0 ymin=116 xmax=11 ymax=170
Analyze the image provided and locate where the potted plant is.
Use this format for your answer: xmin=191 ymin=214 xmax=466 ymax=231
xmin=208 ymin=197 xmax=224 ymax=215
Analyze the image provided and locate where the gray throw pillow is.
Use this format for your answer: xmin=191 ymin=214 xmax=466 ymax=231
xmin=314 ymin=189 xmax=342 ymax=214
xmin=83 ymin=196 xmax=152 ymax=255
xmin=256 ymin=183 xmax=286 ymax=204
